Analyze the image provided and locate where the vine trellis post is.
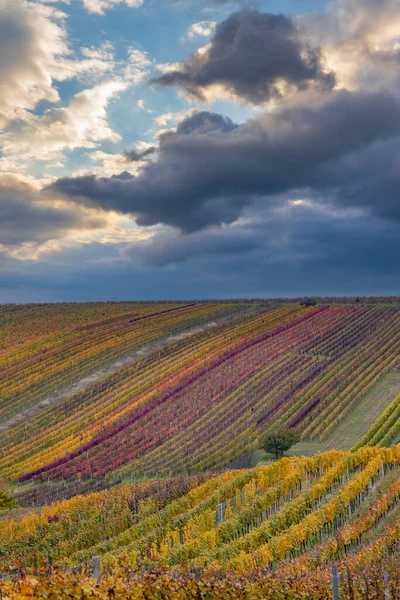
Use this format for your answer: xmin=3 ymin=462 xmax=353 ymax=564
xmin=332 ymin=562 xmax=340 ymax=600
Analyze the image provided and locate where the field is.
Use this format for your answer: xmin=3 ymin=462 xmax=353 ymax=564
xmin=1 ymin=298 xmax=400 ymax=598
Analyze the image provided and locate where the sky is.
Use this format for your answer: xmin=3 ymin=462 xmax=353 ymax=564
xmin=0 ymin=0 xmax=399 ymax=302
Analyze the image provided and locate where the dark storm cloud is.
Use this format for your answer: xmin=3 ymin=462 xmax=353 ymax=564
xmin=114 ymin=201 xmax=400 ymax=303
xmin=122 ymin=225 xmax=260 ymax=266
xmin=345 ymin=174 xmax=400 ymax=221
xmin=3 ymin=199 xmax=399 ymax=302
xmin=174 ymin=111 xmax=238 ymax=135
xmin=124 ymin=146 xmax=157 ymax=162
xmin=157 ymin=110 xmax=238 ymax=146
xmin=151 ymin=10 xmax=335 ymax=104
xmin=48 ymin=91 xmax=400 ymax=232
xmin=0 ymin=175 xmax=107 ymax=246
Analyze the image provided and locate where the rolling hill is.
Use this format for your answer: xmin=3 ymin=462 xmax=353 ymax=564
xmin=1 ymin=300 xmax=399 ymax=490
xmin=1 ymin=299 xmax=399 ymax=599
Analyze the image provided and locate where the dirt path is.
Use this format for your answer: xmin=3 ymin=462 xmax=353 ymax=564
xmin=0 ymin=321 xmax=219 ymax=434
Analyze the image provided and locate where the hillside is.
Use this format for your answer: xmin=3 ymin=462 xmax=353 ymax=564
xmin=1 ymin=447 xmax=399 ymax=599
xmin=0 ymin=300 xmax=399 ymax=501
xmin=1 ymin=300 xmax=400 ymax=599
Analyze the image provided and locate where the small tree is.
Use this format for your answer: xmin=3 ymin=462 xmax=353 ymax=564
xmin=0 ymin=486 xmax=17 ymax=512
xmin=301 ymin=297 xmax=317 ymax=307
xmin=260 ymin=429 xmax=300 ymax=460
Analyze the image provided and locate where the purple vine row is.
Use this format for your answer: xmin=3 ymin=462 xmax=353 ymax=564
xmin=19 ymin=305 xmax=329 ymax=483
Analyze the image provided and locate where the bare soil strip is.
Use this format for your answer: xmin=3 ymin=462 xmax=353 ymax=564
xmin=0 ymin=321 xmax=219 ymax=434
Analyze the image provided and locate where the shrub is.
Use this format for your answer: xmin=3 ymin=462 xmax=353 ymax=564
xmin=0 ymin=486 xmax=17 ymax=512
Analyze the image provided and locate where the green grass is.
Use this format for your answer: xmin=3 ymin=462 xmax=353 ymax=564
xmin=257 ymin=441 xmax=325 ymax=464
xmin=322 ymin=372 xmax=400 ymax=451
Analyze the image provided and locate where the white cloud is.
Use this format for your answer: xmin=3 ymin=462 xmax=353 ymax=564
xmin=81 ymin=42 xmax=115 ymax=61
xmin=153 ymin=108 xmax=201 ymax=129
xmin=125 ymin=48 xmax=153 ymax=84
xmin=299 ymin=0 xmax=400 ymax=91
xmin=56 ymin=44 xmax=116 ymax=81
xmin=0 ymin=0 xmax=66 ymax=128
xmin=187 ymin=21 xmax=216 ymax=39
xmin=0 ymin=0 xmax=155 ymax=176
xmin=154 ymin=61 xmax=182 ymax=75
xmin=137 ymin=99 xmax=153 ymax=113
xmin=75 ymin=150 xmax=141 ymax=177
xmin=150 ymin=108 xmax=201 ymax=138
xmin=1 ymin=79 xmax=127 ymax=162
xmin=73 ymin=140 xmax=158 ymax=178
xmin=0 ymin=0 xmax=116 ymax=129
xmin=154 ymin=112 xmax=176 ymax=127
xmin=82 ymin=0 xmax=143 ymax=15
xmin=0 ymin=2 xmax=154 ymax=174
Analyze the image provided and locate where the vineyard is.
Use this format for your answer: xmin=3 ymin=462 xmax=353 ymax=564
xmin=0 ymin=300 xmax=399 ymax=489
xmin=0 ymin=447 xmax=399 ymax=598
xmin=1 ymin=299 xmax=400 ymax=598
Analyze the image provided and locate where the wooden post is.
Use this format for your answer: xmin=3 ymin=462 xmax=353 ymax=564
xmin=217 ymin=501 xmax=224 ymax=524
xmin=384 ymin=572 xmax=390 ymax=600
xmin=92 ymin=556 xmax=101 ymax=580
xmin=332 ymin=562 xmax=340 ymax=600
xmin=45 ymin=549 xmax=51 ymax=573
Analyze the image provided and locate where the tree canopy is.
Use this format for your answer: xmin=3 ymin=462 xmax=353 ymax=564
xmin=260 ymin=429 xmax=300 ymax=460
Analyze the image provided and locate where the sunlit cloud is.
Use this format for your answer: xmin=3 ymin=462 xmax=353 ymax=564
xmin=0 ymin=173 xmax=111 ymax=261
xmin=299 ymin=0 xmax=400 ymax=90
xmin=124 ymin=48 xmax=153 ymax=84
xmin=1 ymin=79 xmax=127 ymax=163
xmin=187 ymin=20 xmax=216 ymax=39
xmin=81 ymin=0 xmax=143 ymax=16
xmin=74 ymin=150 xmax=143 ymax=177
xmin=0 ymin=1 xmax=116 ymax=129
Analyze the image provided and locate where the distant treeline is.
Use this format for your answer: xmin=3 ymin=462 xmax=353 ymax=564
xmin=1 ymin=296 xmax=399 ymax=308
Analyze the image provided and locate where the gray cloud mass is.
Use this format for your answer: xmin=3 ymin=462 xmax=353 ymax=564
xmin=152 ymin=10 xmax=335 ymax=104
xmin=122 ymin=225 xmax=260 ymax=266
xmin=0 ymin=175 xmax=107 ymax=246
xmin=172 ymin=111 xmax=238 ymax=135
xmin=1 ymin=0 xmax=399 ymax=301
xmin=124 ymin=146 xmax=157 ymax=162
xmin=48 ymin=90 xmax=400 ymax=231
xmin=3 ymin=200 xmax=399 ymax=302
